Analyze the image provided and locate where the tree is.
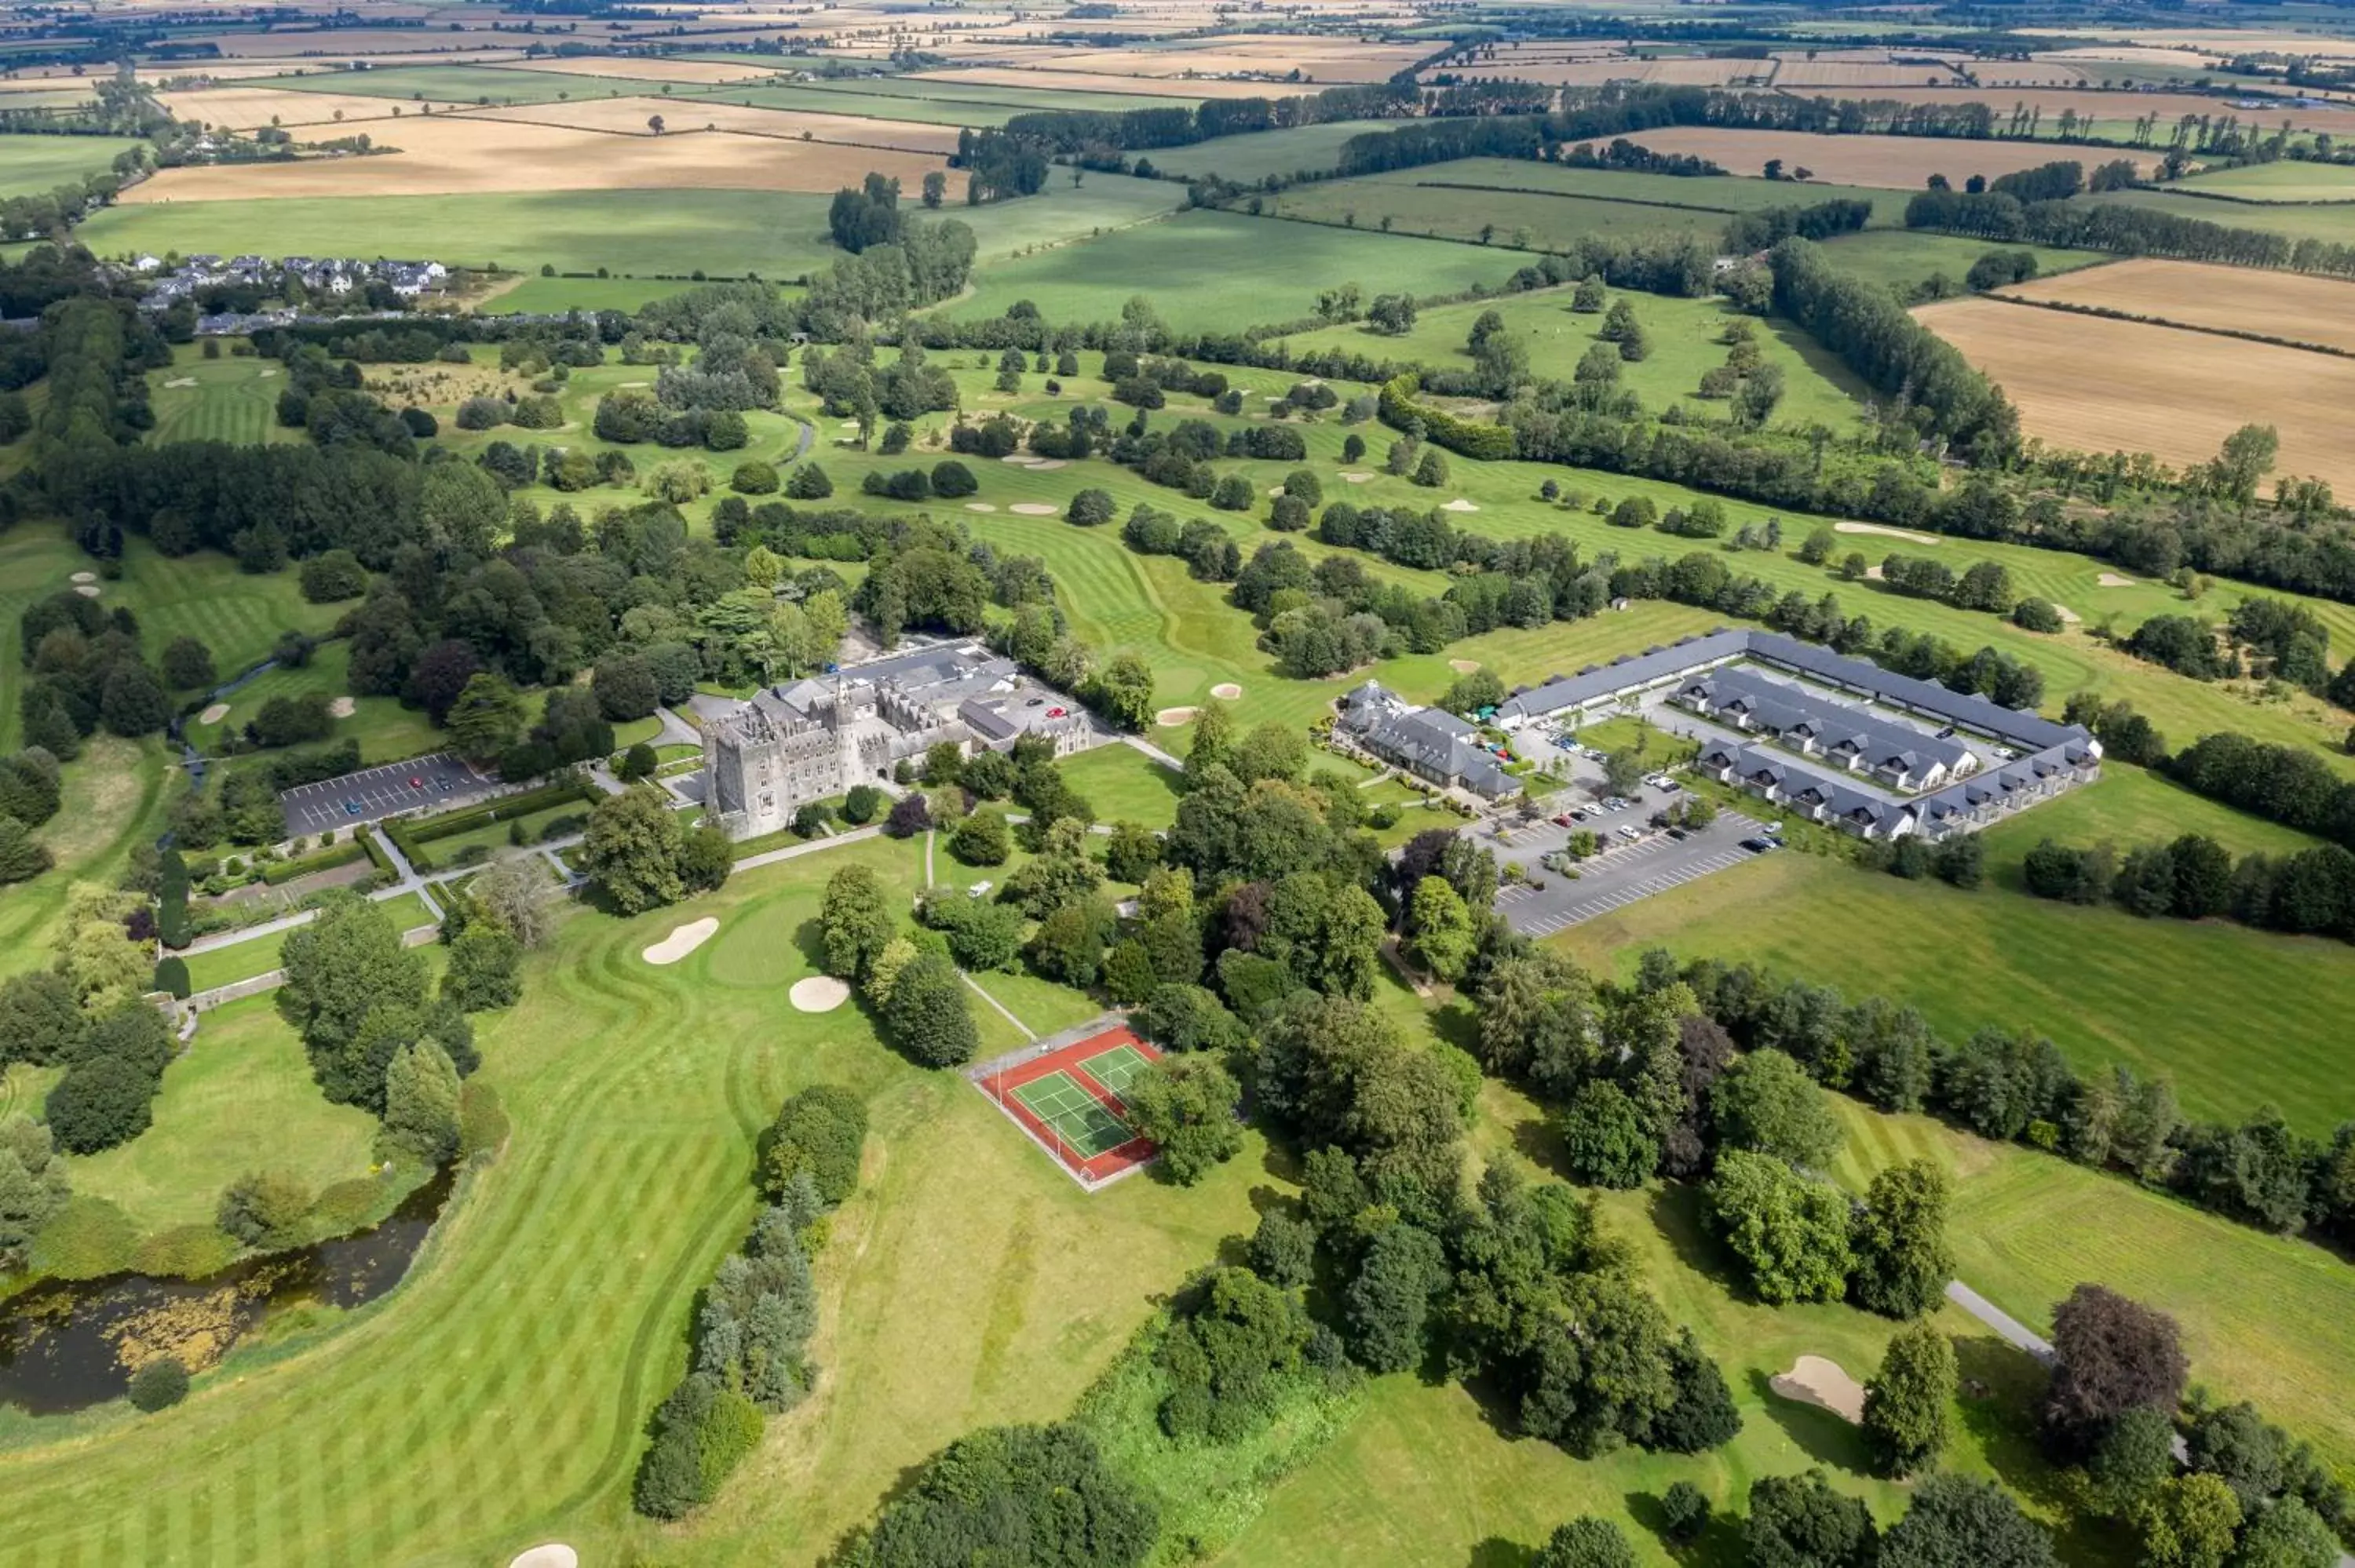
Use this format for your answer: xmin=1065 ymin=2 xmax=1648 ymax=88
xmin=0 ymin=1118 xmax=68 ymax=1267
xmin=1863 ymin=1319 xmax=1955 ymax=1475
xmin=2088 ymin=1404 xmax=2178 ymax=1517
xmin=761 ymin=1084 xmax=869 ymax=1205
xmin=447 ymin=673 xmax=526 ymax=764
xmin=217 ymin=1169 xmax=311 ymax=1249
xmin=2138 ymin=1474 xmax=2242 ymax=1568
xmin=820 ymin=864 xmax=893 ymax=983
xmin=843 ymin=1421 xmax=1156 ymax=1567
xmin=471 ymin=856 xmax=554 ymax=949
xmin=443 ymin=921 xmax=523 ymax=1012
xmin=884 ymin=951 xmax=978 ymax=1068
xmin=1342 ymin=1220 xmax=1448 ymax=1373
xmin=1660 ymin=1482 xmax=1711 ymax=1543
xmin=1128 ymin=1054 xmax=1243 ymax=1185
xmin=0 ymin=816 xmax=50 ymax=884
xmin=99 ymin=661 xmax=170 ymax=736
xmin=1743 ymin=1470 xmax=1878 ymax=1568
xmin=1849 ymin=1158 xmax=1953 ymax=1318
xmin=1557 ymin=1081 xmax=1657 ymax=1189
xmin=160 ymin=635 xmax=216 ymax=691
xmin=950 ymin=808 xmax=1010 ymax=866
xmin=1248 ymin=1209 xmax=1316 ymax=1288
xmin=1530 ymin=1517 xmax=1638 ymax=1568
xmin=1713 ymin=1048 xmax=1842 ymax=1169
xmin=383 ymin=1039 xmax=462 ymax=1163
xmin=2229 ymin=1497 xmax=2341 ymax=1568
xmin=45 ymin=1052 xmax=159 ymax=1153
xmin=2043 ymin=1284 xmax=2189 ymax=1456
xmin=0 ymin=971 xmax=81 ymax=1068
xmin=1705 ymin=1149 xmax=1852 ymax=1304
xmin=921 ymin=170 xmax=947 ymax=208
xmin=1405 ymin=874 xmax=1474 ymax=982
xmin=278 ymin=897 xmax=427 ymax=1104
xmin=1881 ymin=1474 xmax=2057 ymax=1568
xmin=582 ymin=787 xmax=685 ymax=915
xmin=593 ymin=655 xmax=661 ymax=722
xmin=1651 ymin=1328 xmax=1742 ymax=1453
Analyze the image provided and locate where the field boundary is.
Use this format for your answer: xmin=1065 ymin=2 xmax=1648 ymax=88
xmin=1981 ymin=286 xmax=2355 ymax=363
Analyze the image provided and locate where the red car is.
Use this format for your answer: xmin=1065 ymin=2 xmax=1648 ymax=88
xmin=408 ymin=776 xmax=425 ymax=789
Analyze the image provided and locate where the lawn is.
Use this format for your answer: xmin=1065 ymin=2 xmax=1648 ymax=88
xmin=0 ymin=833 xmax=1266 ymax=1565
xmin=0 ymin=133 xmax=143 ymax=198
xmin=1270 ymin=281 xmax=1872 ymax=432
xmin=1551 ymin=826 xmax=2355 ymax=1132
xmin=945 ymin=206 xmax=1529 ymax=330
xmin=145 ymin=345 xmax=305 ymax=448
xmin=1060 ymin=740 xmax=1185 ymax=828
xmin=1811 ymin=229 xmax=2113 ymax=295
xmin=64 ymin=993 xmax=382 ymax=1240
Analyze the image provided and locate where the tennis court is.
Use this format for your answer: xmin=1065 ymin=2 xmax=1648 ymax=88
xmin=974 ymin=1025 xmax=1163 ymax=1185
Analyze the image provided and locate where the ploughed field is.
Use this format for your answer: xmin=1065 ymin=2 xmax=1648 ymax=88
xmin=1996 ymin=256 xmax=2355 ymax=352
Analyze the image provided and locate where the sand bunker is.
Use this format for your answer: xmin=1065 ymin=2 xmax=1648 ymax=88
xmin=999 ymin=453 xmax=1043 ymax=465
xmin=1835 ymin=521 xmax=1940 ymax=544
xmin=1210 ymin=683 xmax=1243 ymax=700
xmin=327 ymin=696 xmax=356 ymax=718
xmin=197 ymin=702 xmax=230 ymax=725
xmin=1771 ymin=1355 xmax=1866 ymax=1424
xmin=1448 ymin=659 xmax=1482 ymax=674
xmin=790 ymin=975 xmax=851 ymax=1012
xmin=257 ymin=367 xmax=279 ymax=378
xmin=1340 ymin=471 xmax=1375 ymax=483
xmin=69 ymin=571 xmax=95 ymax=584
xmin=2054 ymin=604 xmax=2083 ymax=624
xmin=1440 ymin=498 xmax=1481 ymax=512
xmin=508 ymin=1548 xmax=579 ymax=1568
xmin=2097 ymin=572 xmax=2137 ymax=587
xmin=1156 ymin=706 xmax=1199 ymax=727
xmin=1008 ymin=503 xmax=1058 ymax=516
xmin=643 ymin=917 xmax=719 ymax=965
xmin=1864 ymin=564 xmax=1886 ymax=581
xmin=163 ymin=376 xmax=196 ymax=388
xmin=73 ymin=584 xmax=100 ymax=598
xmin=965 ymin=502 xmax=999 ymax=513
xmin=1029 ymin=458 xmax=1067 ymax=470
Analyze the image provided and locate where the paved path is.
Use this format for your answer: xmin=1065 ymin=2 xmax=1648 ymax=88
xmin=962 ymin=972 xmax=1035 ymax=1041
xmin=734 ymin=822 xmax=883 ymax=873
xmin=1120 ymin=733 xmax=1185 ymax=771
xmin=1944 ymin=1280 xmax=2054 ymax=1366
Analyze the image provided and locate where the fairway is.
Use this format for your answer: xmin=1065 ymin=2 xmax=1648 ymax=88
xmin=947 ymin=208 xmax=1528 ymax=330
xmin=146 ymin=350 xmax=305 ymax=447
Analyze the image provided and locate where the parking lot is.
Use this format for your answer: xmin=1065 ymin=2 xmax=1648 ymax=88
xmin=279 ymin=753 xmax=488 ymax=837
xmin=1491 ymin=806 xmax=1773 ymax=935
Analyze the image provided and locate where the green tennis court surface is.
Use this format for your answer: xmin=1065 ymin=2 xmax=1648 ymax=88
xmin=1083 ymin=1043 xmax=1153 ymax=1098
xmin=1012 ymin=1071 xmax=1134 ymax=1158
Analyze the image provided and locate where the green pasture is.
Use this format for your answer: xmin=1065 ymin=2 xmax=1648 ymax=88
xmin=2088 ymin=185 xmax=2355 ymax=244
xmin=1811 ymin=229 xmax=2112 ymax=295
xmin=146 ymin=346 xmax=305 ymax=448
xmin=1554 ymin=829 xmax=2355 ymax=1132
xmin=0 ymin=833 xmax=1269 ymax=1564
xmin=679 ymin=75 xmax=1188 ymax=126
xmin=1138 ymin=120 xmax=1397 ymax=184
xmin=1271 ymin=281 xmax=1872 ymax=432
xmin=947 ymin=207 xmax=1525 ymax=329
xmin=1383 ymin=156 xmax=1913 ymax=221
xmin=477 ymin=275 xmax=706 ymax=315
xmin=1267 ymin=179 xmax=1727 ymax=250
xmin=64 ymin=994 xmax=382 ymax=1242
xmin=2172 ymin=158 xmax=2355 ymax=202
xmin=1834 ymin=1099 xmax=2355 ymax=1475
xmin=0 ymin=133 xmax=141 ymax=198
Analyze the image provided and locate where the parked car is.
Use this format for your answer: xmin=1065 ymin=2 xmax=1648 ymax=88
xmin=1741 ymin=837 xmax=1779 ymax=853
xmin=1667 ymin=826 xmax=1689 ymax=841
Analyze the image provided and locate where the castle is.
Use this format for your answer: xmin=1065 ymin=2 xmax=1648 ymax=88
xmin=700 ymin=642 xmax=1096 ymax=841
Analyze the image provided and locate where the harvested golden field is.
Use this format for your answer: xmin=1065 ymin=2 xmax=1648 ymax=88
xmin=1999 ymin=257 xmax=2355 ymax=353
xmin=1774 ymin=60 xmax=1972 ymax=87
xmin=474 ymin=96 xmax=965 ymax=154
xmin=1606 ymin=126 xmax=2160 ymax=186
xmin=498 ymin=54 xmax=781 ymax=85
xmin=174 ymin=27 xmax=523 ymax=57
xmin=1436 ymin=55 xmax=1770 ymax=87
xmin=1915 ymin=297 xmax=2355 ymax=490
xmin=2020 ymin=24 xmax=2355 ymax=58
xmin=1073 ymin=38 xmax=1432 ymax=82
xmin=122 ymin=118 xmax=961 ymax=201
xmin=155 ymin=86 xmax=472 ymax=128
xmin=1786 ymin=83 xmax=2355 ymax=134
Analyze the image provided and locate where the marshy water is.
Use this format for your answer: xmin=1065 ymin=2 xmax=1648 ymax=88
xmin=0 ymin=1167 xmax=453 ymax=1416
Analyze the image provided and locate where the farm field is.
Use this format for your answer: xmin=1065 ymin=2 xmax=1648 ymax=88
xmin=145 ymin=348 xmax=305 ymax=447
xmin=945 ymin=207 xmax=1528 ymax=329
xmin=499 ymin=54 xmax=780 ymax=86
xmin=1133 ymin=119 xmax=1395 ymax=183
xmin=1915 ymin=295 xmax=2355 ymax=491
xmin=0 ymin=835 xmax=1271 ymax=1566
xmin=475 ymin=274 xmax=706 ymax=315
xmin=2171 ymin=158 xmax=2355 ymax=201
xmin=1785 ymin=83 xmax=2355 ymax=138
xmin=155 ymin=86 xmax=474 ymax=127
xmin=2088 ymin=185 xmax=2355 ymax=245
xmin=1997 ymin=256 xmax=2355 ymax=352
xmin=1552 ymin=830 xmax=2355 ymax=1132
xmin=122 ymin=117 xmax=962 ymax=202
xmin=907 ymin=65 xmax=1309 ymax=100
xmin=1378 ymin=156 xmax=1914 ymax=224
xmin=1813 ymin=228 xmax=2111 ymax=294
xmin=466 ymin=97 xmax=965 ymax=155
xmin=1266 ymin=178 xmax=1727 ymax=249
xmin=0 ymin=134 xmax=142 ymax=197
xmin=1585 ymin=125 xmax=2162 ymax=188
xmin=1270 ymin=283 xmax=1873 ymax=432
xmin=685 ymin=76 xmax=1191 ymax=126
xmin=268 ymin=64 xmax=678 ymax=106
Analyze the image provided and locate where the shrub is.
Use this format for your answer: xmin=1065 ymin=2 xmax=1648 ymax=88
xmin=152 ymin=956 xmax=190 ymax=999
xmin=730 ymin=459 xmax=779 ymax=494
xmin=842 ymin=784 xmax=884 ymax=825
xmin=127 ymin=1358 xmax=190 ymax=1413
xmin=929 ymin=460 xmax=977 ymax=498
xmin=761 ymin=1084 xmax=869 ymax=1205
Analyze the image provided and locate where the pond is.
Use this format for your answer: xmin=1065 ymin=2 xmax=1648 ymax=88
xmin=0 ymin=1166 xmax=454 ymax=1417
